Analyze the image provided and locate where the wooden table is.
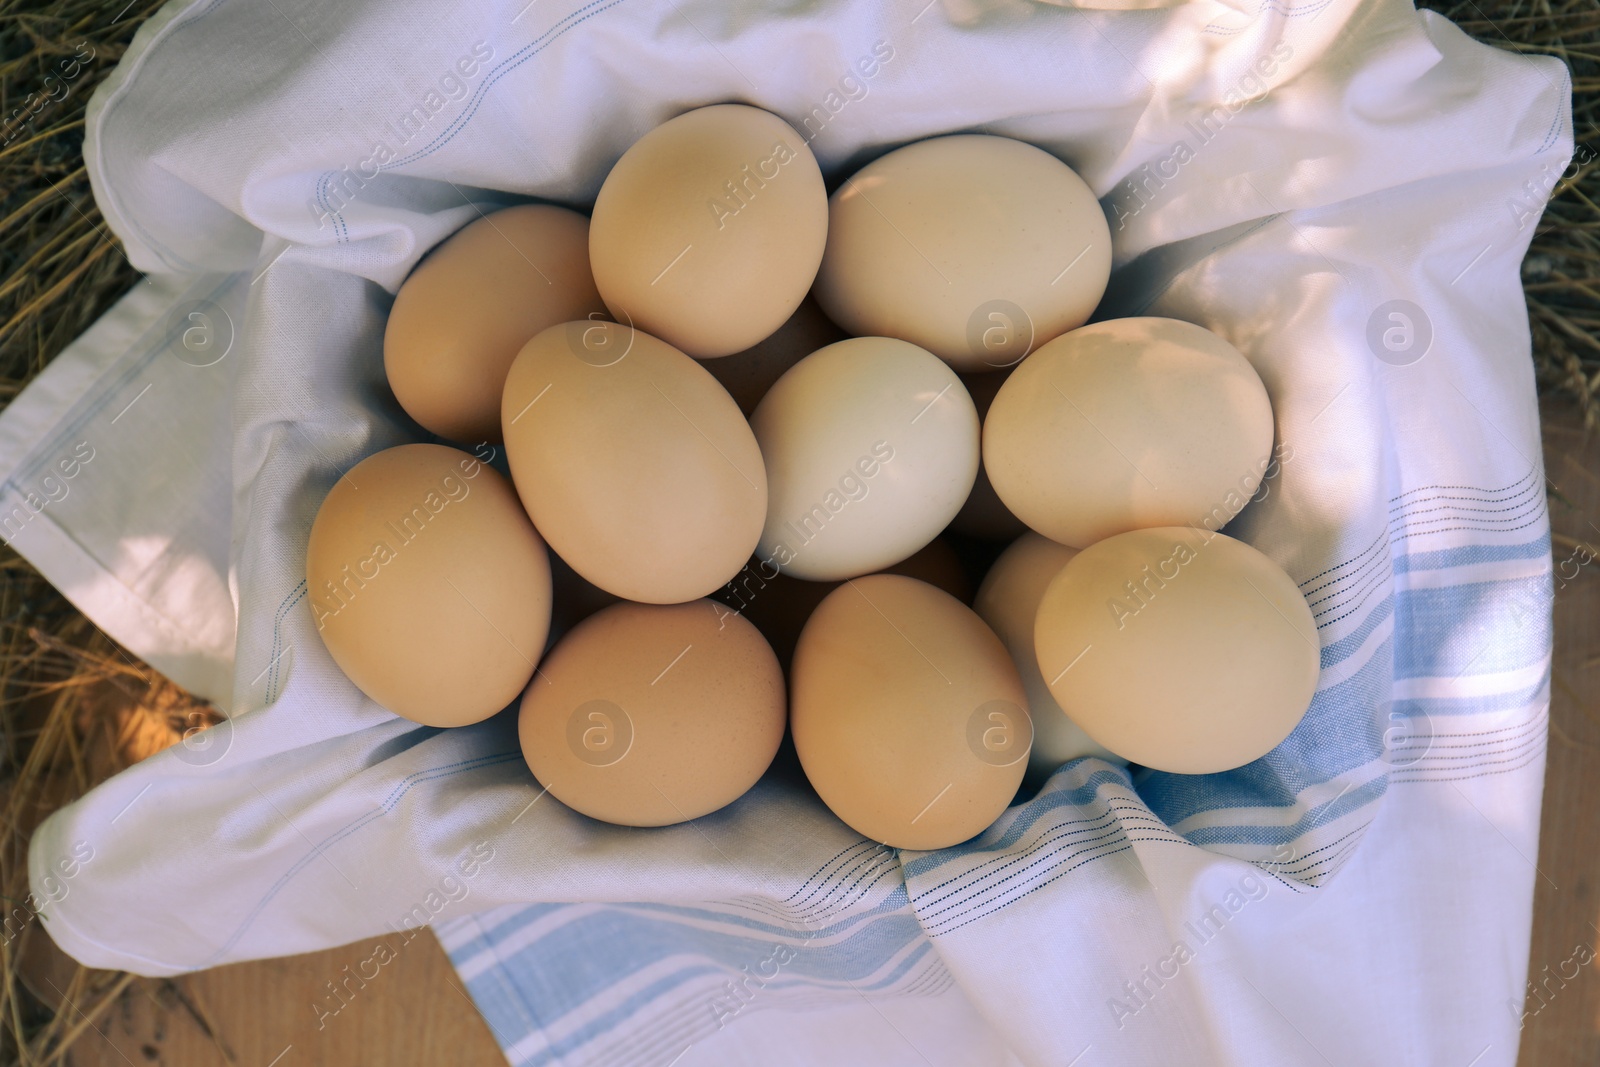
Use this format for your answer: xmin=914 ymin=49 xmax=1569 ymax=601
xmin=1516 ymin=399 xmax=1600 ymax=1067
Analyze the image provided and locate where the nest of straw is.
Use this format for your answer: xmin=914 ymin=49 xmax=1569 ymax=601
xmin=0 ymin=0 xmax=1592 ymax=1062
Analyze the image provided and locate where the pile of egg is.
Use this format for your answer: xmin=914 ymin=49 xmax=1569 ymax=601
xmin=307 ymin=104 xmax=1318 ymax=851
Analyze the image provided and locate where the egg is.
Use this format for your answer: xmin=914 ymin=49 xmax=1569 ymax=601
xmin=704 ymin=296 xmax=846 ymax=417
xmin=984 ymin=317 xmax=1276 ymax=549
xmin=501 ymin=321 xmax=766 ymax=604
xmin=949 ymin=369 xmax=1028 ymax=541
xmin=1034 ymin=527 xmax=1318 ymax=774
xmin=973 ymin=533 xmax=1126 ymax=785
xmin=306 ymin=443 xmax=551 ymax=727
xmin=384 ymin=205 xmax=605 ymax=445
xmin=518 ymin=599 xmax=786 ymax=827
xmin=813 ymin=134 xmax=1111 ymax=372
xmin=589 ymin=104 xmax=828 ymax=359
xmin=751 ymin=337 xmax=979 ymax=581
xmin=791 ymin=574 xmax=1029 ymax=850
xmin=717 ymin=536 xmax=972 ymax=669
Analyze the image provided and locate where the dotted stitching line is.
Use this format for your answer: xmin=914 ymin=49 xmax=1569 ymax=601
xmin=266 ymin=580 xmax=308 ymax=702
xmin=1392 ymin=515 xmax=1547 ymax=543
xmin=1299 ymin=528 xmax=1388 ymax=589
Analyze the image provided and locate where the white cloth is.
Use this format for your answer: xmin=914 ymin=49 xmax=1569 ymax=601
xmin=13 ymin=0 xmax=1568 ymax=1064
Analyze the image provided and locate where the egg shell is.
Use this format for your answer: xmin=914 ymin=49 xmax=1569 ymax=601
xmin=717 ymin=536 xmax=972 ymax=669
xmin=306 ymin=443 xmax=551 ymax=727
xmin=791 ymin=574 xmax=1029 ymax=850
xmin=751 ymin=336 xmax=979 ymax=581
xmin=384 ymin=205 xmax=605 ymax=445
xmin=501 ymin=321 xmax=767 ymax=604
xmin=973 ymin=533 xmax=1126 ymax=785
xmin=518 ymin=599 xmax=786 ymax=827
xmin=704 ymin=296 xmax=846 ymax=417
xmin=813 ymin=134 xmax=1111 ymax=372
xmin=1034 ymin=527 xmax=1319 ymax=774
xmin=589 ymin=104 xmax=828 ymax=358
xmin=984 ymin=317 xmax=1276 ymax=549
xmin=950 ymin=369 xmax=1028 ymax=541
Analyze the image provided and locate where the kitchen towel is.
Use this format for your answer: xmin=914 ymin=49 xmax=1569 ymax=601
xmin=10 ymin=0 xmax=1569 ymax=1063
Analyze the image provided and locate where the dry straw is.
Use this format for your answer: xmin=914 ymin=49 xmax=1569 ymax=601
xmin=0 ymin=0 xmax=1592 ymax=1062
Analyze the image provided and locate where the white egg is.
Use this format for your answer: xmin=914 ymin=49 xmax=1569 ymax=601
xmin=750 ymin=337 xmax=979 ymax=581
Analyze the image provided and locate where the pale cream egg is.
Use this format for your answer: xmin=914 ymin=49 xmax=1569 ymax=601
xmin=751 ymin=337 xmax=978 ymax=581
xmin=814 ymin=134 xmax=1111 ymax=372
xmin=984 ymin=317 xmax=1275 ymax=549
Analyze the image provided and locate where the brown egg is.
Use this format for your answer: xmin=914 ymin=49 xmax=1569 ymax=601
xmin=984 ymin=317 xmax=1276 ymax=549
xmin=973 ymin=533 xmax=1125 ymax=784
xmin=1034 ymin=527 xmax=1319 ymax=774
xmin=950 ymin=369 xmax=1028 ymax=541
xmin=717 ymin=537 xmax=972 ymax=668
xmin=791 ymin=574 xmax=1029 ymax=850
xmin=814 ymin=134 xmax=1111 ymax=372
xmin=306 ymin=444 xmax=551 ymax=727
xmin=704 ymin=296 xmax=846 ymax=417
xmin=518 ymin=599 xmax=786 ymax=827
xmin=589 ymin=104 xmax=829 ymax=358
xmin=384 ymin=205 xmax=605 ymax=445
xmin=501 ymin=321 xmax=767 ymax=604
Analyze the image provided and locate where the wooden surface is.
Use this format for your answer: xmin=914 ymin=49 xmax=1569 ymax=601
xmin=23 ymin=925 xmax=508 ymax=1067
xmin=25 ymin=400 xmax=1600 ymax=1067
xmin=1517 ymin=399 xmax=1600 ymax=1067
